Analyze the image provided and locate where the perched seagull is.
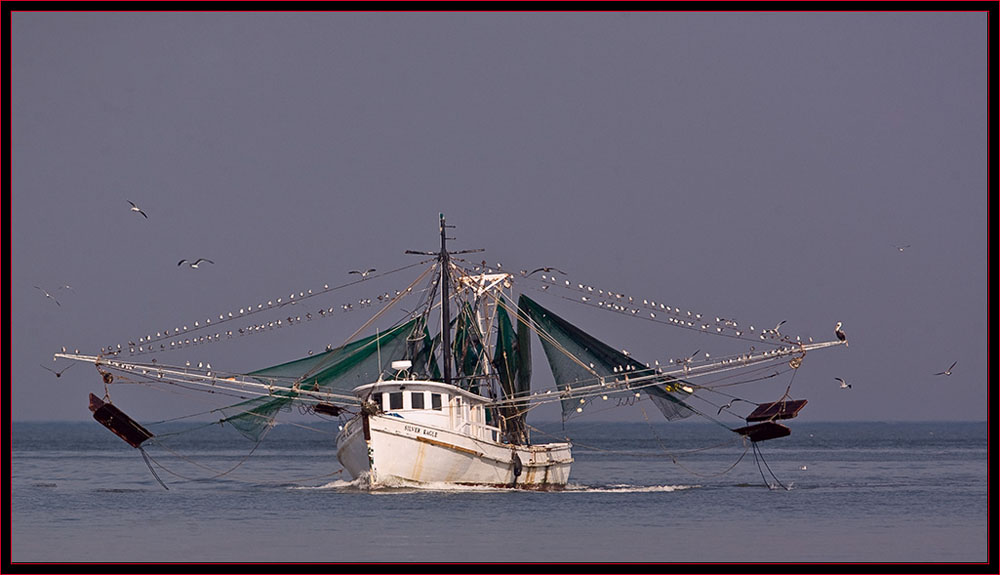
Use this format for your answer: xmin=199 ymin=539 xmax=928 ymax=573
xmin=127 ymin=200 xmax=148 ymax=219
xmin=40 ymin=363 xmax=75 ymax=378
xmin=717 ymin=398 xmax=747 ymax=415
xmin=835 ymin=377 xmax=852 ymax=389
xmin=349 ymin=268 xmax=376 ymax=278
xmin=934 ymin=361 xmax=958 ymax=376
xmin=675 ymin=349 xmax=700 ymax=371
xmin=835 ymin=322 xmax=848 ymax=346
xmin=178 ymin=258 xmax=214 ymax=268
xmin=33 ymin=286 xmax=60 ymax=306
xmin=524 ymin=267 xmax=566 ymax=277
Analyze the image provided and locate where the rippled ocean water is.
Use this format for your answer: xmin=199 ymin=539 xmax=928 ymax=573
xmin=10 ymin=420 xmax=990 ymax=566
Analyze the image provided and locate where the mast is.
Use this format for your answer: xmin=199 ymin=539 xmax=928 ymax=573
xmin=439 ymin=213 xmax=453 ymax=386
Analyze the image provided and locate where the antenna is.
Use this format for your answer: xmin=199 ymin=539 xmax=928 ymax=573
xmin=376 ymin=327 xmax=382 ymax=382
xmin=440 ymin=214 xmax=452 ymax=386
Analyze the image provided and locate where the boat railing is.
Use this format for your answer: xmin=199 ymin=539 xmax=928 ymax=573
xmin=457 ymin=420 xmax=502 ymax=442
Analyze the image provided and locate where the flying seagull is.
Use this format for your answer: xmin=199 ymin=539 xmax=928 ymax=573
xmin=178 ymin=258 xmax=214 ymax=268
xmin=893 ymin=244 xmax=911 ymax=252
xmin=717 ymin=398 xmax=747 ymax=415
xmin=835 ymin=377 xmax=852 ymax=389
xmin=934 ymin=361 xmax=957 ymax=376
xmin=33 ymin=286 xmax=60 ymax=306
xmin=40 ymin=363 xmax=75 ymax=378
xmin=127 ymin=200 xmax=148 ymax=219
xmin=524 ymin=267 xmax=567 ymax=277
xmin=835 ymin=322 xmax=848 ymax=346
xmin=349 ymin=268 xmax=376 ymax=278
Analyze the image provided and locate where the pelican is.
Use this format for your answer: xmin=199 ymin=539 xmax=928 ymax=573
xmin=349 ymin=268 xmax=376 ymax=278
xmin=934 ymin=361 xmax=957 ymax=376
xmin=178 ymin=258 xmax=214 ymax=268
xmin=40 ymin=363 xmax=75 ymax=378
xmin=525 ymin=267 xmax=566 ymax=277
xmin=127 ymin=200 xmax=148 ymax=218
xmin=33 ymin=286 xmax=60 ymax=306
xmin=835 ymin=377 xmax=852 ymax=389
xmin=835 ymin=322 xmax=848 ymax=346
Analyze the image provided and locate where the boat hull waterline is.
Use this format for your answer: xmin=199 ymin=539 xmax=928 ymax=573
xmin=337 ymin=413 xmax=573 ymax=490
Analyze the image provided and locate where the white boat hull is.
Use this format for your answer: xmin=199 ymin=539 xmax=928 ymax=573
xmin=336 ymin=413 xmax=572 ymax=490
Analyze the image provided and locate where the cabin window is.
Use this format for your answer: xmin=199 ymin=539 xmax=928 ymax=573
xmin=411 ymin=392 xmax=425 ymax=409
xmin=388 ymin=392 xmax=403 ymax=410
xmin=431 ymin=393 xmax=442 ymax=410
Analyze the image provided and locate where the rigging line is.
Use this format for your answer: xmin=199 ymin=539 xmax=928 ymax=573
xmin=140 ymin=447 xmax=170 ymax=490
xmin=752 ymin=442 xmax=790 ymax=491
xmin=337 ymin=263 xmax=436 ymax=352
xmin=635 ymin=405 xmax=749 ymax=478
xmin=144 ymin=429 xmax=269 ymax=481
xmin=490 ymin=289 xmax=603 ymax=379
xmin=548 ymin=290 xmax=791 ymax=347
xmin=126 ymin=258 xmax=435 ymax=352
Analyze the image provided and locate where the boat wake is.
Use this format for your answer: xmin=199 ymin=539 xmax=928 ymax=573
xmin=293 ymin=477 xmax=700 ymax=494
xmin=563 ymin=483 xmax=700 ymax=493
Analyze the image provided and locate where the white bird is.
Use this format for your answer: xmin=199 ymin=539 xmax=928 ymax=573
xmin=349 ymin=268 xmax=376 ymax=278
xmin=934 ymin=361 xmax=957 ymax=376
xmin=835 ymin=322 xmax=848 ymax=346
xmin=41 ymin=363 xmax=75 ymax=377
xmin=835 ymin=377 xmax=852 ymax=389
xmin=178 ymin=258 xmax=214 ymax=268
xmin=893 ymin=244 xmax=911 ymax=252
xmin=127 ymin=200 xmax=148 ymax=219
xmin=33 ymin=286 xmax=60 ymax=306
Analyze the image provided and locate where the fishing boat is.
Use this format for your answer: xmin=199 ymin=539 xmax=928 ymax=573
xmin=54 ymin=214 xmax=846 ymax=490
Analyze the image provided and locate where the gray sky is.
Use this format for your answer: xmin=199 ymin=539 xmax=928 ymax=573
xmin=11 ymin=11 xmax=989 ymax=423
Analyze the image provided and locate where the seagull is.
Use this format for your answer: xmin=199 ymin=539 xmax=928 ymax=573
xmin=33 ymin=286 xmax=60 ymax=306
xmin=524 ymin=267 xmax=566 ymax=277
xmin=675 ymin=349 xmax=700 ymax=372
xmin=717 ymin=398 xmax=747 ymax=415
xmin=349 ymin=268 xmax=376 ymax=278
xmin=835 ymin=377 xmax=852 ymax=389
xmin=40 ymin=363 xmax=75 ymax=378
xmin=178 ymin=258 xmax=214 ymax=268
xmin=893 ymin=244 xmax=911 ymax=252
xmin=835 ymin=322 xmax=848 ymax=346
xmin=127 ymin=200 xmax=148 ymax=219
xmin=934 ymin=361 xmax=957 ymax=376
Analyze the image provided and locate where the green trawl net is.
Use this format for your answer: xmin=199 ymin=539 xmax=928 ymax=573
xmin=494 ymin=302 xmax=530 ymax=443
xmin=217 ymin=318 xmax=419 ymax=440
xmin=452 ymin=302 xmax=487 ymax=395
xmin=517 ymin=295 xmax=695 ymax=422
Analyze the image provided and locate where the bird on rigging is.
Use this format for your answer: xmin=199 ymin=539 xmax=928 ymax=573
xmin=40 ymin=363 xmax=75 ymax=378
xmin=349 ymin=268 xmax=376 ymax=278
xmin=33 ymin=286 xmax=61 ymax=306
xmin=934 ymin=361 xmax=957 ymax=376
xmin=835 ymin=322 xmax=848 ymax=346
xmin=835 ymin=377 xmax=852 ymax=389
xmin=178 ymin=258 xmax=214 ymax=268
xmin=127 ymin=200 xmax=148 ymax=219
